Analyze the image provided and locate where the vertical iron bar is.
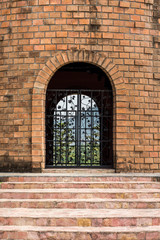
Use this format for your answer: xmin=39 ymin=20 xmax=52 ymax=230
xmin=75 ymin=92 xmax=78 ymax=166
xmin=91 ymin=91 xmax=93 ymax=166
xmin=100 ymin=91 xmax=104 ymax=166
xmin=77 ymin=91 xmax=81 ymax=166
xmin=55 ymin=91 xmax=57 ymax=166
xmin=52 ymin=92 xmax=55 ymax=166
xmin=85 ymin=111 xmax=86 ymax=165
xmin=79 ymin=90 xmax=81 ymax=166
xmin=74 ymin=101 xmax=76 ymax=165
xmin=66 ymin=92 xmax=68 ymax=166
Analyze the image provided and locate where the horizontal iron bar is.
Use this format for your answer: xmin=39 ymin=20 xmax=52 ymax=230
xmin=47 ymin=89 xmax=112 ymax=92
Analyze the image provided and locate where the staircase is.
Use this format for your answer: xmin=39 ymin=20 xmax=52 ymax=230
xmin=0 ymin=171 xmax=160 ymax=240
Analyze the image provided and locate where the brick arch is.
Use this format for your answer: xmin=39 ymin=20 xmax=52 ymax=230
xmin=32 ymin=50 xmax=126 ymax=171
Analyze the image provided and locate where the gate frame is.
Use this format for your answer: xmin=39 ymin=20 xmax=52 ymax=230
xmin=46 ymin=89 xmax=113 ymax=168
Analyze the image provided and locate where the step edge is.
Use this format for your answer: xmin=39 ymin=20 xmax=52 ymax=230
xmin=0 ymin=225 xmax=160 ymax=233
xmin=1 ymin=181 xmax=160 ymax=184
xmin=0 ymin=188 xmax=160 ymax=192
xmin=0 ymin=173 xmax=160 ymax=177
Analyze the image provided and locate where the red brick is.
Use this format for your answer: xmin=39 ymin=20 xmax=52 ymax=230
xmin=39 ymin=0 xmax=49 ymax=5
xmin=44 ymin=6 xmax=55 ymax=11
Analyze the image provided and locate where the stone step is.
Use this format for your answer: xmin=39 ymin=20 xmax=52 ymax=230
xmin=0 ymin=198 xmax=159 ymax=209
xmin=0 ymin=225 xmax=160 ymax=240
xmin=1 ymin=181 xmax=160 ymax=189
xmin=1 ymin=173 xmax=160 ymax=239
xmin=0 ymin=174 xmax=159 ymax=183
xmin=0 ymin=188 xmax=160 ymax=199
xmin=0 ymin=208 xmax=160 ymax=227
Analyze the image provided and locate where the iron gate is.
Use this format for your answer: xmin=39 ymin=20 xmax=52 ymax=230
xmin=46 ymin=90 xmax=113 ymax=167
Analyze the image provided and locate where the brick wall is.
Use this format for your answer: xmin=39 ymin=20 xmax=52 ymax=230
xmin=0 ymin=0 xmax=160 ymax=172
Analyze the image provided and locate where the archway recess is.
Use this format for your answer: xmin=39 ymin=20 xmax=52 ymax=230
xmin=32 ymin=50 xmax=126 ymax=171
xmin=46 ymin=62 xmax=113 ymax=168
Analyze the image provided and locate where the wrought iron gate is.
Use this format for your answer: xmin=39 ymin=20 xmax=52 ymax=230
xmin=46 ymin=90 xmax=113 ymax=168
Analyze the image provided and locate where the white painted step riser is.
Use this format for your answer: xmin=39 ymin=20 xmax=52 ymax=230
xmin=1 ymin=225 xmax=160 ymax=232
xmin=1 ymin=188 xmax=160 ymax=193
xmin=0 ymin=208 xmax=160 ymax=218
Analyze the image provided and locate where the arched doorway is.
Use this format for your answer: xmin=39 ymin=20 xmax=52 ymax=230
xmin=46 ymin=62 xmax=113 ymax=168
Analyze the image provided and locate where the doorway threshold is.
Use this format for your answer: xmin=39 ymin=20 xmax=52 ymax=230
xmin=43 ymin=168 xmax=115 ymax=174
